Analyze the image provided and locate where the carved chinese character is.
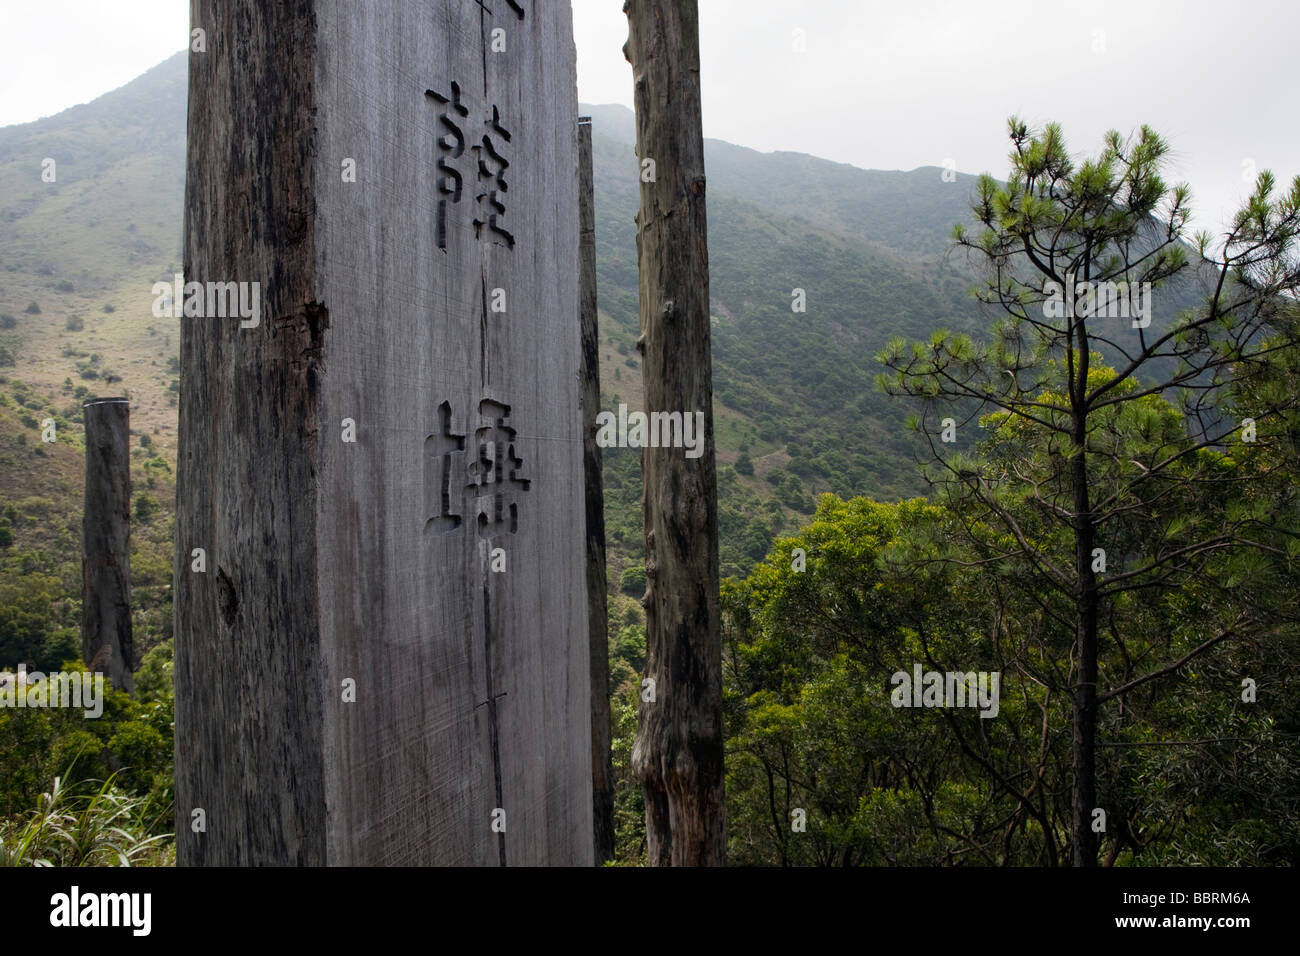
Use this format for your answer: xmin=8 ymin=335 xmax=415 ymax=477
xmin=425 ymin=87 xmax=516 ymax=249
xmin=426 ymin=401 xmax=466 ymax=534
xmin=426 ymin=399 xmax=530 ymax=538
xmin=467 ymin=399 xmax=530 ymax=535
xmin=472 ymin=106 xmax=515 ymax=248
xmin=425 ymin=82 xmax=469 ymax=249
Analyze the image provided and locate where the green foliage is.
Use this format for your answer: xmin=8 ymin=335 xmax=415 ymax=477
xmin=0 ymin=660 xmax=175 ymax=821
xmin=142 ymin=454 xmax=170 ymax=477
xmin=133 ymin=492 xmax=158 ymax=522
xmin=618 ymin=565 xmax=646 ymax=596
xmin=609 ymin=687 xmax=645 ymax=864
xmin=0 ymin=569 xmax=76 ymax=669
xmin=723 ymin=489 xmax=1300 ymax=865
xmin=724 ymin=496 xmax=1003 ymax=864
xmin=0 ymin=772 xmax=172 ymax=867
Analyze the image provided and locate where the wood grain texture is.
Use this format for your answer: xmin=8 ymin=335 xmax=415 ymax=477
xmin=81 ymin=398 xmax=133 ymax=695
xmin=175 ymin=0 xmax=325 ymax=866
xmin=580 ymin=116 xmax=615 ymax=863
xmin=176 ymin=0 xmax=590 ymax=866
xmin=624 ymin=0 xmax=725 ymax=866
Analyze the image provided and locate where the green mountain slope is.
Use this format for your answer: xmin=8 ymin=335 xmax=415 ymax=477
xmin=585 ymin=103 xmax=1007 ymax=574
xmin=0 ymin=53 xmax=1201 ymax=597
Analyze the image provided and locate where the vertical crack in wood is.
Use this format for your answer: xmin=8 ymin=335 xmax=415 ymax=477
xmin=480 ymin=269 xmax=490 ymax=391
xmin=481 ymin=579 xmax=507 ymax=866
xmin=476 ymin=0 xmax=489 ymax=96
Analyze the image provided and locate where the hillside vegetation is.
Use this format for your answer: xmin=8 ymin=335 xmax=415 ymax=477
xmin=4 ymin=54 xmax=1288 ymax=867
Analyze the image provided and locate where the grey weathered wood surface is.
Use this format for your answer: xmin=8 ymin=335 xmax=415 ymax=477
xmin=579 ymin=116 xmax=615 ymax=863
xmin=81 ymin=397 xmax=133 ymax=694
xmin=176 ymin=0 xmax=591 ymax=866
xmin=624 ymin=0 xmax=725 ymax=865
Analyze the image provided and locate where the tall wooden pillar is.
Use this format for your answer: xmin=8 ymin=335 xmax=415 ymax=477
xmin=81 ymin=396 xmax=133 ymax=694
xmin=175 ymin=0 xmax=591 ymax=866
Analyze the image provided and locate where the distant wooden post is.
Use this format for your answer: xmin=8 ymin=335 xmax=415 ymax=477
xmin=579 ymin=116 xmax=616 ymax=863
xmin=176 ymin=0 xmax=590 ymax=865
xmin=81 ymin=397 xmax=133 ymax=694
xmin=624 ymin=0 xmax=725 ymax=865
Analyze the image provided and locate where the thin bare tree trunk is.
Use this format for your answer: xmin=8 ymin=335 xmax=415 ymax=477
xmin=624 ymin=0 xmax=724 ymax=866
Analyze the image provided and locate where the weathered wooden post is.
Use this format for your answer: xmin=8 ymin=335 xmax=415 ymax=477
xmin=624 ymin=0 xmax=725 ymax=865
xmin=175 ymin=0 xmax=591 ymax=865
xmin=579 ymin=115 xmax=616 ymax=863
xmin=81 ymin=397 xmax=133 ymax=694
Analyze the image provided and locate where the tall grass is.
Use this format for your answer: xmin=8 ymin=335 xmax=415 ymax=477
xmin=0 ymin=772 xmax=173 ymax=866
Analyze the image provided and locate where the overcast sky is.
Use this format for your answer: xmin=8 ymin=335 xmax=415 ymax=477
xmin=1 ymin=0 xmax=1295 ymax=234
